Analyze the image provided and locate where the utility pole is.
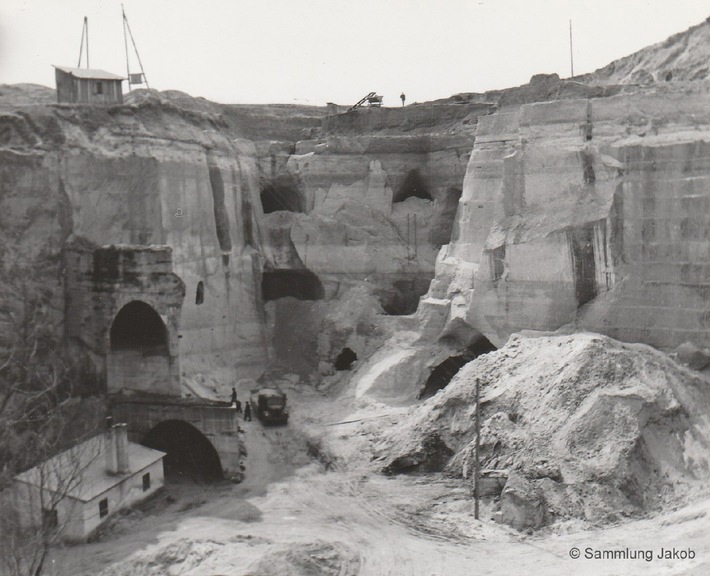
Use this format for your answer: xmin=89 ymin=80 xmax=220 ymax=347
xmin=569 ymin=20 xmax=574 ymax=78
xmin=474 ymin=377 xmax=481 ymax=520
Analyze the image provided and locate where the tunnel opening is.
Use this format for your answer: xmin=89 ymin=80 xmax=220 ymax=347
xmin=262 ymin=269 xmax=325 ymax=301
xmin=110 ymin=301 xmax=168 ymax=354
xmin=142 ymin=420 xmax=223 ymax=482
xmin=260 ymin=175 xmax=306 ymax=214
xmin=418 ymin=337 xmax=497 ymax=399
xmin=393 ymin=169 xmax=432 ymax=203
xmin=334 ymin=347 xmax=357 ymax=371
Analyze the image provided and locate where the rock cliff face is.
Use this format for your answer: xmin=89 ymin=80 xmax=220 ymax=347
xmin=0 ymin=87 xmax=489 ymax=390
xmin=428 ymin=82 xmax=710 ymax=351
xmin=0 ymin=92 xmax=274 ymax=390
xmin=258 ymin=103 xmax=493 ymax=316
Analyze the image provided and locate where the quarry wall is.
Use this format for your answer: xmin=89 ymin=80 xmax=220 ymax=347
xmin=0 ymin=99 xmax=271 ymax=391
xmin=6 ymin=80 xmax=710 ymax=393
xmin=258 ymin=103 xmax=490 ymax=314
xmin=429 ymin=84 xmax=710 ymax=351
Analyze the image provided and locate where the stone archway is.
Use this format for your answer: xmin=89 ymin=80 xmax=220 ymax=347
xmin=142 ymin=419 xmax=224 ymax=482
xmin=107 ymin=300 xmax=176 ymax=395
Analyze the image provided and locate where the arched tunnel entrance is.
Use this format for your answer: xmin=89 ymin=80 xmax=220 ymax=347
xmin=418 ymin=337 xmax=497 ymax=399
xmin=110 ymin=300 xmax=168 ymax=353
xmin=108 ymin=301 xmax=174 ymax=394
xmin=142 ymin=420 xmax=223 ymax=482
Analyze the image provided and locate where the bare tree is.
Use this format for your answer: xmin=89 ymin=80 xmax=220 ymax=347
xmin=0 ymin=274 xmax=99 ymax=576
xmin=0 ymin=436 xmax=102 ymax=576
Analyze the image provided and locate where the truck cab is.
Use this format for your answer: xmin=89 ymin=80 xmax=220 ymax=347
xmin=249 ymin=387 xmax=289 ymax=425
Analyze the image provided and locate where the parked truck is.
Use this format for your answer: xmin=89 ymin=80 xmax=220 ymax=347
xmin=249 ymin=387 xmax=289 ymax=425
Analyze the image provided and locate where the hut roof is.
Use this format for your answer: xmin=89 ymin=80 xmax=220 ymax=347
xmin=53 ymin=65 xmax=125 ymax=81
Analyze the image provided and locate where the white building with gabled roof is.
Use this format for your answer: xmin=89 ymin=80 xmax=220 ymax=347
xmin=12 ymin=424 xmax=165 ymax=542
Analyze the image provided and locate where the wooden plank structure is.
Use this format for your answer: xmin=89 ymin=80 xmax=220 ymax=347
xmin=53 ymin=65 xmax=124 ymax=105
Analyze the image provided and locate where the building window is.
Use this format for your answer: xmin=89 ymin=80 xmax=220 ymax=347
xmin=99 ymin=498 xmax=109 ymax=518
xmin=142 ymin=472 xmax=151 ymax=492
xmin=196 ymin=281 xmax=204 ymax=305
xmin=42 ymin=508 xmax=58 ymax=529
xmin=95 ymin=81 xmax=104 ymax=95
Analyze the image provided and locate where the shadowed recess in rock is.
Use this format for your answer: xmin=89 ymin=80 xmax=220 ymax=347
xmin=393 ymin=169 xmax=432 ymax=203
xmin=262 ymin=269 xmax=325 ymax=301
xmin=568 ymin=225 xmax=598 ymax=306
xmin=419 ymin=337 xmax=497 ymax=399
xmin=110 ymin=300 xmax=168 ymax=353
xmin=208 ymin=165 xmax=232 ymax=252
xmin=260 ymin=174 xmax=306 ymax=213
xmin=378 ymin=277 xmax=432 ymax=315
xmin=142 ymin=419 xmax=223 ymax=482
xmin=334 ymin=347 xmax=357 ymax=370
xmin=429 ymin=186 xmax=462 ymax=248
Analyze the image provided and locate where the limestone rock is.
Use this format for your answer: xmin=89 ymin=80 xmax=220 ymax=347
xmin=427 ymin=87 xmax=710 ymax=352
xmin=675 ymin=342 xmax=710 ymax=371
xmin=499 ymin=472 xmax=548 ymax=530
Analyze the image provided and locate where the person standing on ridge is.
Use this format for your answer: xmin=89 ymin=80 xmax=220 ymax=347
xmin=400 ymin=92 xmax=406 ymax=106
xmin=230 ymin=387 xmax=237 ymax=406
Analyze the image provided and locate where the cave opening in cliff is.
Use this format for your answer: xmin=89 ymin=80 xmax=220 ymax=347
xmin=418 ymin=337 xmax=496 ymax=399
xmin=393 ymin=169 xmax=432 ymax=203
xmin=334 ymin=347 xmax=357 ymax=370
xmin=262 ymin=269 xmax=325 ymax=301
xmin=142 ymin=420 xmax=223 ymax=482
xmin=110 ymin=301 xmax=168 ymax=354
xmin=260 ymin=175 xmax=306 ymax=214
xmin=378 ymin=277 xmax=431 ymax=315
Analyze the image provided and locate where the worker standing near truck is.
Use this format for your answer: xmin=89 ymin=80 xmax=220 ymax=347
xmin=244 ymin=401 xmax=252 ymax=421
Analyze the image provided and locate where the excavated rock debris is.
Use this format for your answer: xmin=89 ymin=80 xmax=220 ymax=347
xmin=375 ymin=332 xmax=710 ymax=527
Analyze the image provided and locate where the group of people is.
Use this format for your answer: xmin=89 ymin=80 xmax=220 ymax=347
xmin=230 ymin=387 xmax=251 ymax=421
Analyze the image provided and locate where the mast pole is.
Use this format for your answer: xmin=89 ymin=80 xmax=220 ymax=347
xmin=77 ymin=17 xmax=86 ymax=67
xmin=123 ymin=5 xmax=150 ymax=89
xmin=474 ymin=377 xmax=481 ymax=520
xmin=85 ymin=17 xmax=89 ymax=68
xmin=569 ymin=20 xmax=574 ymax=78
xmin=122 ymin=5 xmax=131 ymax=92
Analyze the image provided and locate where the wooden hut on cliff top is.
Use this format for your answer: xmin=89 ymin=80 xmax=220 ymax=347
xmin=53 ymin=65 xmax=124 ymax=105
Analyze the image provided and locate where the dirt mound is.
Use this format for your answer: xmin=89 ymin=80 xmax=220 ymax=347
xmin=375 ymin=332 xmax=710 ymax=526
xmin=97 ymin=538 xmax=223 ymax=576
xmin=583 ymin=17 xmax=710 ymax=84
xmin=245 ymin=541 xmax=360 ymax=576
xmin=0 ymin=83 xmax=55 ymax=106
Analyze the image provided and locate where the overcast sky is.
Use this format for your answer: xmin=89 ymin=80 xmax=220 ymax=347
xmin=1 ymin=1 xmax=708 ymax=105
